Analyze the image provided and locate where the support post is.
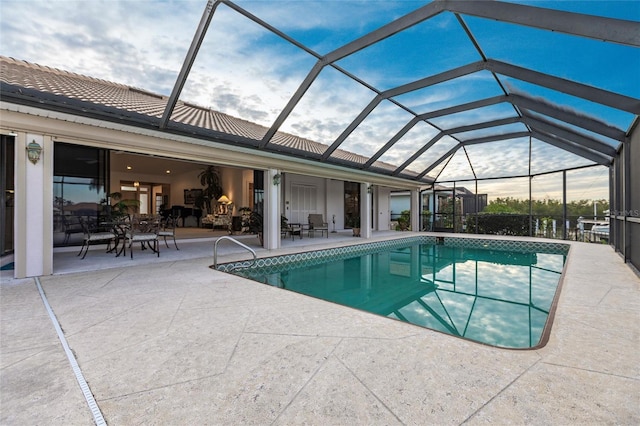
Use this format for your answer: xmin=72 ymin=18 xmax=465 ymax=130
xmin=264 ymin=169 xmax=281 ymax=250
xmin=563 ymin=170 xmax=568 ymax=240
xmin=360 ymin=183 xmax=372 ymax=239
xmin=410 ymin=188 xmax=419 ymax=232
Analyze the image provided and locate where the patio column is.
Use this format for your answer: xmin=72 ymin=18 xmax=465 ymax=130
xmin=263 ymin=168 xmax=281 ymax=250
xmin=360 ymin=183 xmax=372 ymax=239
xmin=14 ymin=133 xmax=54 ymax=278
xmin=410 ymin=187 xmax=419 ymax=232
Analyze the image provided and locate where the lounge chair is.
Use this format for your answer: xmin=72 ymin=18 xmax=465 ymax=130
xmin=307 ymin=214 xmax=329 ymax=238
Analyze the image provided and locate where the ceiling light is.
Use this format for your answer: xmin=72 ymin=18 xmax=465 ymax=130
xmin=126 ymin=165 xmax=132 ymax=170
xmin=166 ymin=170 xmax=171 ymax=174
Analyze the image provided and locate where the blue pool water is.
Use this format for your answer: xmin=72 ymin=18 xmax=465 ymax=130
xmin=225 ymin=239 xmax=567 ymax=349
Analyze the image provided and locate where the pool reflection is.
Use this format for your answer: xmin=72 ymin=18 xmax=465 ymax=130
xmin=238 ymin=244 xmax=566 ymax=348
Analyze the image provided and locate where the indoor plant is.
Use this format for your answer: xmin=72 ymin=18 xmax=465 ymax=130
xmin=197 ymin=165 xmax=223 ymax=214
xmin=346 ymin=215 xmax=361 ymax=237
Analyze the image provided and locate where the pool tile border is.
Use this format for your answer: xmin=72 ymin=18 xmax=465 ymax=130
xmin=217 ymin=236 xmax=569 ymax=272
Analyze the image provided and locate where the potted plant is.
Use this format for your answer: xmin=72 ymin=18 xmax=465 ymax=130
xmin=238 ymin=207 xmax=252 ymax=232
xmin=104 ymin=192 xmax=140 ymax=220
xmin=248 ymin=211 xmax=263 ymax=245
xmin=197 ymin=165 xmax=223 ymax=214
xmin=346 ymin=215 xmax=361 ymax=237
xmin=396 ymin=210 xmax=410 ymax=231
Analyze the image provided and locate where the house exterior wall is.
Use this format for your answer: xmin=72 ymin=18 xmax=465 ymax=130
xmin=14 ymin=132 xmax=53 ymax=277
xmin=1 ymin=105 xmax=418 ymax=277
xmin=376 ymin=186 xmax=391 ymax=231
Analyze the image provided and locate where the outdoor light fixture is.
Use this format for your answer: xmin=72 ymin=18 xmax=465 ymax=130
xmin=26 ymin=140 xmax=43 ymax=164
xmin=273 ymin=173 xmax=281 ymax=186
xmin=133 ymin=181 xmax=140 ymax=187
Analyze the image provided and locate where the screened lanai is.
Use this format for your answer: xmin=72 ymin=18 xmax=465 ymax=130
xmin=1 ymin=0 xmax=638 ymax=270
xmin=160 ymin=0 xmax=639 ymax=267
xmin=158 ymin=0 xmax=637 ymax=183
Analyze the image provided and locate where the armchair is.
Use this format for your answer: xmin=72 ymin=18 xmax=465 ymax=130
xmin=307 ymin=214 xmax=329 ymax=238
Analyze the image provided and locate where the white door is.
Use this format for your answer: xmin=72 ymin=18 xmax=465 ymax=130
xmin=290 ymin=184 xmax=317 ymax=224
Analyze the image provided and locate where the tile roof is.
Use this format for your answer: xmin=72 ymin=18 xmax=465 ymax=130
xmin=1 ymin=56 xmax=406 ymax=176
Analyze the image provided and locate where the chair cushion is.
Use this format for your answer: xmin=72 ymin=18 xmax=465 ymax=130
xmin=128 ymin=232 xmax=157 ymax=242
xmin=87 ymin=232 xmax=115 ymax=241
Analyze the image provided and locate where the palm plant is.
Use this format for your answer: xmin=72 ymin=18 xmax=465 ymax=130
xmin=105 ymin=192 xmax=140 ymax=219
xmin=197 ymin=165 xmax=223 ymax=214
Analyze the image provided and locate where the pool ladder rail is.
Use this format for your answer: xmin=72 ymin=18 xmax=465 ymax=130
xmin=212 ymin=236 xmax=257 ymax=270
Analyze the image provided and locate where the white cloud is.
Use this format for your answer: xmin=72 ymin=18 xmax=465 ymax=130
xmin=0 ymin=0 xmax=630 ymax=192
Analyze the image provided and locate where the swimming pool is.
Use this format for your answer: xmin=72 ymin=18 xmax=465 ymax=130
xmin=218 ymin=237 xmax=568 ymax=349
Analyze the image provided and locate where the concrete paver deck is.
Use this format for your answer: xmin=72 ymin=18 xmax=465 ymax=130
xmin=1 ymin=234 xmax=638 ymax=424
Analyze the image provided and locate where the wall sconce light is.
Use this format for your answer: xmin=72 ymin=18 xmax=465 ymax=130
xmin=273 ymin=173 xmax=281 ymax=186
xmin=26 ymin=140 xmax=43 ymax=165
xmin=133 ymin=181 xmax=140 ymax=187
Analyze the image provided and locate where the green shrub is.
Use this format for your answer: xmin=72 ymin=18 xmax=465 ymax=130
xmin=466 ymin=213 xmax=529 ymax=236
xmin=396 ymin=210 xmax=410 ymax=231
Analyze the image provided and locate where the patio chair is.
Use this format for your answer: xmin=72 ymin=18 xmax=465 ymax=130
xmin=307 ymin=214 xmax=329 ymax=238
xmin=63 ymin=215 xmax=84 ymax=244
xmin=280 ymin=216 xmax=303 ymax=241
xmin=124 ymin=215 xmax=160 ymax=258
xmin=157 ymin=216 xmax=179 ymax=250
xmin=77 ymin=217 xmax=116 ymax=259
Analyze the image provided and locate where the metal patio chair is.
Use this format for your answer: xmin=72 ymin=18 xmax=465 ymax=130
xmin=157 ymin=216 xmax=179 ymax=250
xmin=77 ymin=217 xmax=116 ymax=259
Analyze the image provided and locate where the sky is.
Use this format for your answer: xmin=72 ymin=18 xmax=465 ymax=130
xmin=1 ymin=0 xmax=638 ymax=201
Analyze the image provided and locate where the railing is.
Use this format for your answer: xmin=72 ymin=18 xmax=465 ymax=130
xmin=212 ymin=236 xmax=257 ymax=270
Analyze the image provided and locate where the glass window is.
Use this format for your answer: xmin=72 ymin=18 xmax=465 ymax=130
xmin=344 ymin=181 xmax=360 ymax=228
xmin=54 ymin=143 xmax=109 ymax=246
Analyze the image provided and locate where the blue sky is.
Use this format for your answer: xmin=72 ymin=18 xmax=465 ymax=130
xmin=1 ymin=0 xmax=637 ymax=201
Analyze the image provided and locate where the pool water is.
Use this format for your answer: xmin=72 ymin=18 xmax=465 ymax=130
xmin=230 ymin=241 xmax=566 ymax=349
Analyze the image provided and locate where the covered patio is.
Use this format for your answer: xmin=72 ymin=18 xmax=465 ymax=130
xmin=51 ymin=227 xmax=368 ymax=275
